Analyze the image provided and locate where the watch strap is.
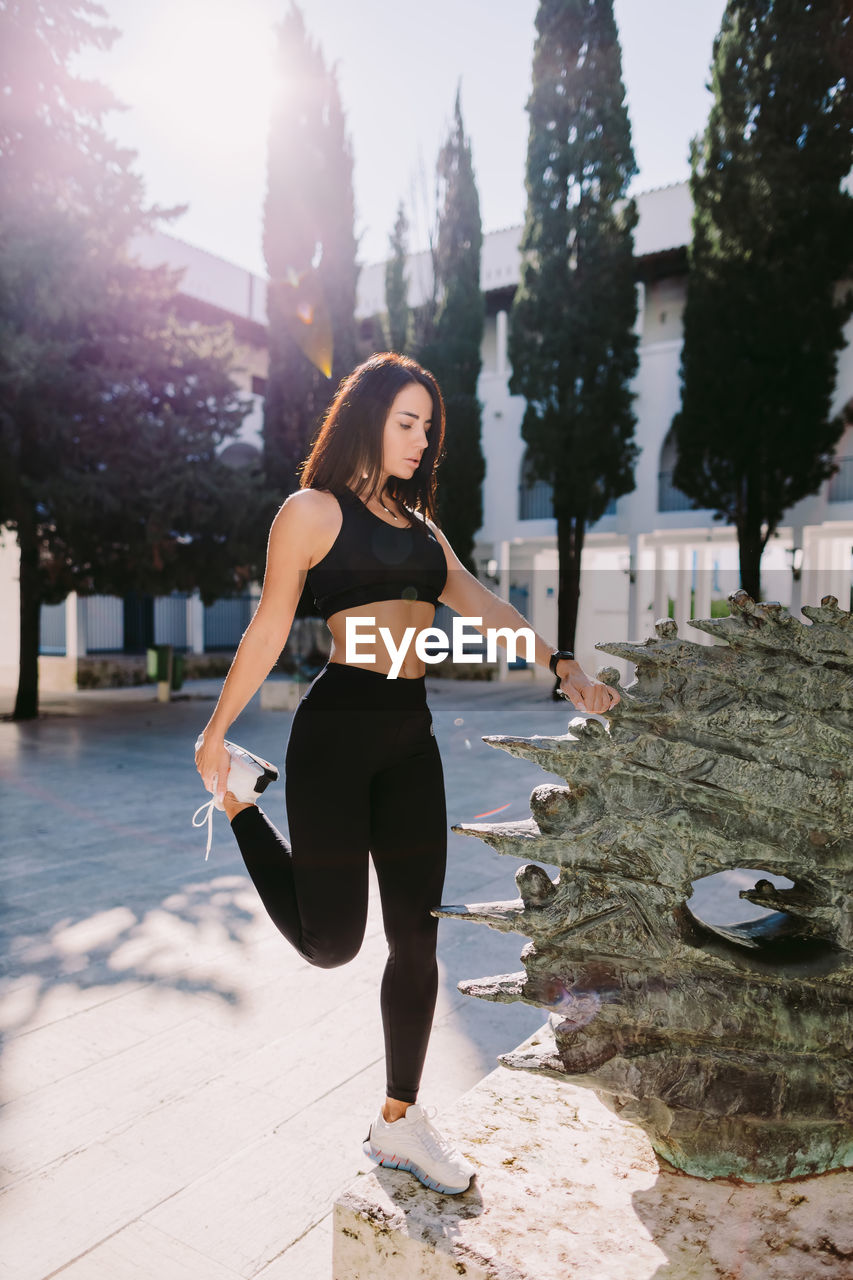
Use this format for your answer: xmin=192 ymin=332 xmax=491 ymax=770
xmin=549 ymin=649 xmax=574 ymax=677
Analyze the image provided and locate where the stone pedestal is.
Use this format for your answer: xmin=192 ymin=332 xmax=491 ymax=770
xmin=333 ymin=1026 xmax=853 ymax=1280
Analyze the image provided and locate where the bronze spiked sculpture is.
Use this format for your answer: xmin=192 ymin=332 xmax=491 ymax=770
xmin=436 ymin=592 xmax=853 ymax=1181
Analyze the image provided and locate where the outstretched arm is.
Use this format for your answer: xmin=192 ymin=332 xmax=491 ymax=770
xmin=429 ymin=520 xmax=620 ymax=716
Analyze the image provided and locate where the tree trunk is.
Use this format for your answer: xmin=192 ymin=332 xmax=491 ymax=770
xmin=14 ymin=509 xmax=41 ymax=720
xmin=555 ymin=511 xmax=586 ymax=698
xmin=738 ymin=475 xmax=764 ymax=601
xmin=738 ymin=533 xmax=762 ymax=603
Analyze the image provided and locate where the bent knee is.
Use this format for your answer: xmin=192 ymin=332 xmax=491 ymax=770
xmin=304 ymin=939 xmax=362 ymax=969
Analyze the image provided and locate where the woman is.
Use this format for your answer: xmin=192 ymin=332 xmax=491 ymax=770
xmin=194 ymin=352 xmax=619 ymax=1196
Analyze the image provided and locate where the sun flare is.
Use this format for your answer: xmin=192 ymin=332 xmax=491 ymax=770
xmin=115 ymin=0 xmax=278 ymax=164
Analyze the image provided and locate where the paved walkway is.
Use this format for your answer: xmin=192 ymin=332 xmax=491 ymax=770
xmin=0 ymin=674 xmax=767 ymax=1280
xmin=0 ymin=674 xmax=575 ymax=1279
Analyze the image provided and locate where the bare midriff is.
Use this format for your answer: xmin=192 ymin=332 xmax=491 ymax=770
xmin=327 ymin=599 xmax=440 ymax=679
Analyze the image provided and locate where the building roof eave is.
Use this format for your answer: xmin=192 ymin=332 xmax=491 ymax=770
xmin=634 ymin=245 xmax=689 ymax=284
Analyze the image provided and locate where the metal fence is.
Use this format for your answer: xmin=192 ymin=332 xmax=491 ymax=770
xmin=87 ymin=596 xmax=124 ymax=652
xmin=154 ymin=593 xmax=188 ymax=649
xmin=39 ymin=596 xmax=124 ymax=654
xmin=508 ymin=584 xmax=529 ymax=667
xmin=39 ymin=602 xmax=66 ymax=655
xmin=432 ymin=601 xmax=487 ymax=660
xmin=203 ymin=595 xmax=254 ymax=651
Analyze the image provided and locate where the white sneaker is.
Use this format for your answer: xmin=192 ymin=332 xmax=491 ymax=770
xmin=192 ymin=736 xmax=279 ymax=860
xmin=363 ymin=1104 xmax=476 ymax=1195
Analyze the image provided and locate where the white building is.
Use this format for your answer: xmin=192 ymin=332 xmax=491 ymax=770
xmin=2 ymin=181 xmax=851 ymax=690
xmin=360 ymin=181 xmax=853 ymax=679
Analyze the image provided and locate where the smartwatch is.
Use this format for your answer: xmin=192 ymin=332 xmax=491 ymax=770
xmin=549 ymin=649 xmax=574 ymax=677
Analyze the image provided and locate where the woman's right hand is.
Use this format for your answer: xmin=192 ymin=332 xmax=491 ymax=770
xmin=195 ymin=731 xmax=232 ymax=803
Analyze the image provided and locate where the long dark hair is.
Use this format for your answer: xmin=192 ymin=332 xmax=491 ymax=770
xmin=298 ymin=352 xmax=445 ymax=526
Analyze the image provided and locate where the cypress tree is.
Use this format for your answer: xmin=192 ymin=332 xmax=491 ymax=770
xmin=384 ymin=201 xmax=411 ymax=354
xmin=418 ymin=87 xmax=485 ymax=573
xmin=262 ymin=2 xmax=359 ymax=500
xmin=0 ymin=0 xmax=272 ymax=720
xmin=672 ymin=0 xmax=853 ymax=600
xmin=509 ymin=0 xmax=639 ymax=655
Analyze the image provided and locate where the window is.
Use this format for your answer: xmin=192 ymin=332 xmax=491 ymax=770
xmin=828 ymin=426 xmax=853 ymax=503
xmin=519 ymin=450 xmax=617 ymax=519
xmin=519 ymin=451 xmax=554 ymax=520
xmin=658 ymin=428 xmax=693 ymax=512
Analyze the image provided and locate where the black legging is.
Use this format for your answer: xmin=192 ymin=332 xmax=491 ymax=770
xmin=230 ymin=660 xmax=447 ymax=1104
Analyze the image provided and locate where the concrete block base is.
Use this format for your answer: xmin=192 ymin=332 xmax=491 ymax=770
xmin=260 ymin=678 xmax=308 ymax=711
xmin=38 ymin=655 xmax=78 ymax=692
xmin=333 ymin=1026 xmax=853 ymax=1279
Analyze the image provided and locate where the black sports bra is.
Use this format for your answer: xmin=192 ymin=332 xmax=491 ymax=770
xmin=306 ymin=486 xmax=448 ymax=622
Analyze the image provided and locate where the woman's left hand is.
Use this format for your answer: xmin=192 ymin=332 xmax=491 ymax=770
xmin=559 ymin=666 xmax=621 ymax=715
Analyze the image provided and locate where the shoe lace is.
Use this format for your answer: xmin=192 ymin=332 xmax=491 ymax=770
xmin=409 ymin=1106 xmax=458 ymax=1162
xmin=191 ymin=772 xmax=219 ymax=861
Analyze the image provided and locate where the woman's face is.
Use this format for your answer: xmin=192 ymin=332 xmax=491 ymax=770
xmin=381 ymin=382 xmax=433 ymax=483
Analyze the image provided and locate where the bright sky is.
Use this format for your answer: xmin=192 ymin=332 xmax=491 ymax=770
xmin=73 ymin=0 xmax=728 ymax=277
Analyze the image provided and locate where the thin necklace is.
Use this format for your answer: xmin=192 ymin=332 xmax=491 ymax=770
xmin=374 ymin=487 xmax=400 ymax=522
xmin=354 ymin=479 xmax=403 ymax=522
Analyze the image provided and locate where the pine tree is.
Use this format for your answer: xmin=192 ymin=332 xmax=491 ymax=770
xmin=262 ymin=2 xmax=359 ymax=500
xmin=384 ymin=201 xmax=411 ymax=354
xmin=509 ymin=0 xmax=639 ymax=654
xmin=672 ymin=0 xmax=853 ymax=600
xmin=418 ymin=87 xmax=485 ymax=573
xmin=0 ymin=0 xmax=275 ymax=720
